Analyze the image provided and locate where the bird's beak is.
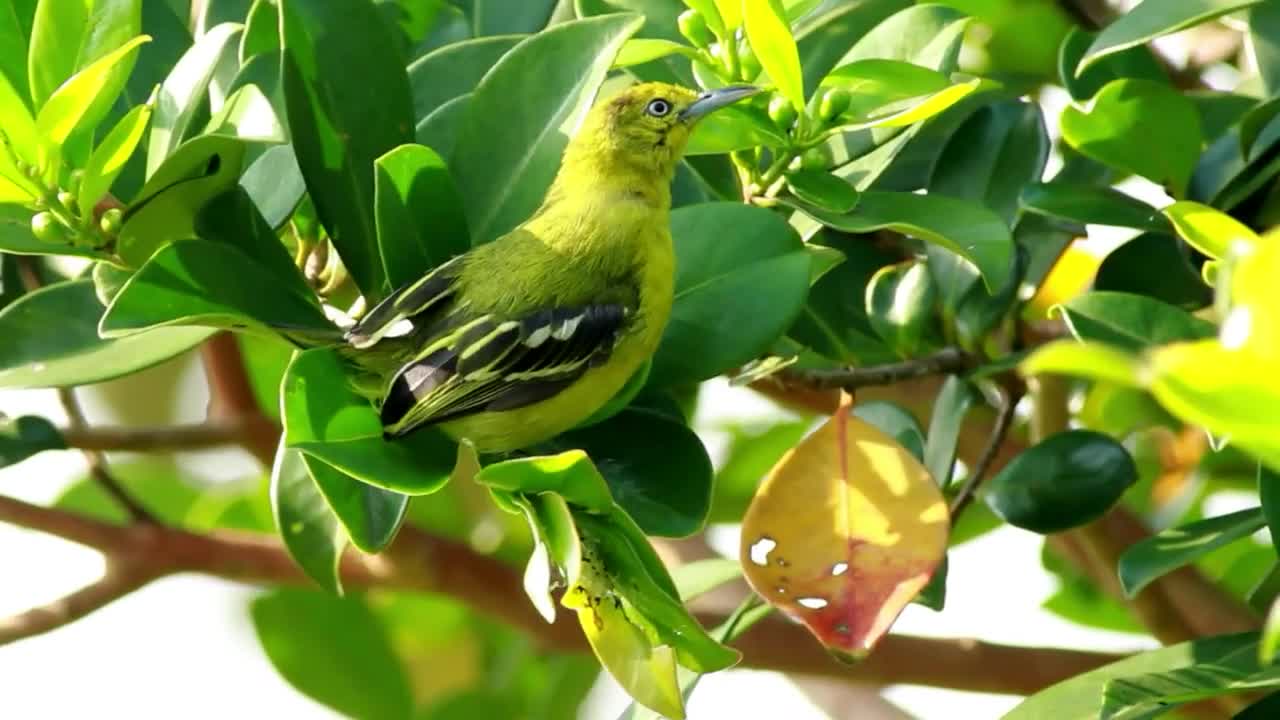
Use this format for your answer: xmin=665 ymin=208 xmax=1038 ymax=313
xmin=679 ymin=85 xmax=761 ymax=122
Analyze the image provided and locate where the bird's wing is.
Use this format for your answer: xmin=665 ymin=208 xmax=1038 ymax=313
xmin=377 ymin=303 xmax=628 ymax=436
xmin=345 ymin=255 xmax=466 ymax=349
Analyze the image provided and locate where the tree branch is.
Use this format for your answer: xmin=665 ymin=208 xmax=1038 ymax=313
xmin=0 ymin=493 xmax=1128 ymax=694
xmin=949 ymin=386 xmax=1022 ymax=519
xmin=199 ymin=333 xmax=279 ymax=466
xmin=61 ymin=422 xmax=249 ymax=453
xmin=772 ymin=348 xmax=978 ymax=392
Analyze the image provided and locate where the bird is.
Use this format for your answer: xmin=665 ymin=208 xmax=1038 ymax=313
xmin=344 ymin=82 xmax=760 ymax=453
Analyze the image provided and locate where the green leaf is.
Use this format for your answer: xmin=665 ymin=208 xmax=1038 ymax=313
xmin=551 ymin=407 xmax=713 ymax=537
xmin=471 ymin=0 xmax=557 ymax=35
xmin=985 ymin=430 xmax=1138 ymax=534
xmin=195 ymin=188 xmax=312 ymax=296
xmin=709 ymin=419 xmax=809 ymax=523
xmin=415 ymin=93 xmax=470 ymax=157
xmin=1118 ymin=508 xmax=1265 ymax=598
xmin=1252 ymin=2 xmax=1280 ymax=97
xmin=613 ymin=37 xmax=696 ymax=67
xmin=0 ymin=414 xmax=64 ymax=468
xmin=34 ymin=35 xmax=149 ymax=148
xmin=1057 ymin=26 xmax=1165 ymax=103
xmin=251 ymin=589 xmax=414 ymax=719
xmin=450 ymin=14 xmax=644 ymax=245
xmin=0 ymin=203 xmax=103 ymax=258
xmin=374 ymin=144 xmax=470 ymax=291
xmin=282 ymin=0 xmax=415 ymax=299
xmin=147 ymin=23 xmax=241 ymax=176
xmin=864 ymin=260 xmax=937 ymax=358
xmin=477 ymin=450 xmax=614 ymax=513
xmin=1078 ymin=0 xmax=1263 ymax=74
xmin=1020 ymin=182 xmax=1168 ymax=232
xmin=100 ymin=239 xmax=334 ymax=338
xmin=1095 ymin=232 xmax=1212 ymax=310
xmin=239 ymin=0 xmax=279 ymax=61
xmin=78 ymin=102 xmax=151 ymax=222
xmin=117 ymin=134 xmax=251 ymax=267
xmin=1061 ymin=79 xmax=1201 ymax=196
xmin=852 ymin=401 xmax=926 ymax=463
xmin=0 ymin=0 xmax=35 ymax=111
xmin=0 ymin=279 xmax=211 ymax=389
xmin=784 ymin=169 xmax=858 ymax=212
xmin=840 ymin=3 xmax=967 ymax=73
xmin=671 ymin=558 xmax=742 ymax=601
xmin=685 ymin=104 xmax=786 ymax=155
xmin=281 ymin=348 xmax=457 ymax=494
xmin=239 ymin=144 xmax=307 ymax=230
xmin=794 ymin=0 xmax=911 ymax=96
xmin=929 ymin=99 xmax=1049 ymax=226
xmin=26 ymin=0 xmax=88 ymax=109
xmin=1005 ymin=634 xmax=1258 ymax=720
xmin=407 ymin=34 xmax=523 ymax=120
xmin=786 ymin=232 xmax=895 ymax=364
xmin=1102 ymin=642 xmax=1280 ymax=719
xmin=1057 ymin=291 xmax=1217 ymax=352
xmin=300 ymin=454 xmax=408 ymax=554
xmin=650 ymin=202 xmax=810 ymax=387
xmin=269 ymin=443 xmax=346 ymax=594
xmin=1021 ymin=339 xmax=1143 ymax=388
xmin=1261 ymin=465 xmax=1280 ymax=559
xmin=820 ymin=59 xmax=950 ymax=113
xmin=1163 ymin=199 xmax=1258 ymax=260
xmin=924 ymin=375 xmax=977 ymax=487
xmin=742 ymin=0 xmax=802 ymax=111
xmin=796 ymin=190 xmax=1013 ymax=292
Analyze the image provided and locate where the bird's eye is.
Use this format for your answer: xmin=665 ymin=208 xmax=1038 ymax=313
xmin=646 ymin=98 xmax=672 ymax=117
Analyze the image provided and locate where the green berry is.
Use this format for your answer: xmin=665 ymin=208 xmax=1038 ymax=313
xmin=57 ymin=190 xmax=76 ymax=212
xmin=31 ymin=211 xmax=68 ymax=244
xmin=678 ymin=9 xmax=715 ymax=48
xmin=801 ymin=146 xmax=830 ymax=171
xmin=767 ymin=94 xmax=798 ymax=131
xmin=818 ymin=87 xmax=851 ymax=122
xmin=99 ymin=207 xmax=123 ymax=235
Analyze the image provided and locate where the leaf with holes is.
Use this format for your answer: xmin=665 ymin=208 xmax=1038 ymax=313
xmin=739 ymin=412 xmax=948 ymax=658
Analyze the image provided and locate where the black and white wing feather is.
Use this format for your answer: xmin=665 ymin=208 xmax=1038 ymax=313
xmin=345 ymin=266 xmax=628 ymax=437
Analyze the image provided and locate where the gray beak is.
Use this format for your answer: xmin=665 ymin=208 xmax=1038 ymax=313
xmin=679 ymin=85 xmax=761 ymax=122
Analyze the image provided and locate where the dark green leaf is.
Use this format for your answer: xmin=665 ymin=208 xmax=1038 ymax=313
xmin=1118 ymin=508 xmax=1266 ymax=597
xmin=1077 ymin=0 xmax=1262 ymax=73
xmin=0 ymin=0 xmax=36 ymax=110
xmin=283 ymin=0 xmax=415 ymax=299
xmin=251 ymin=589 xmax=414 ymax=720
xmin=471 ymin=0 xmax=557 ymax=35
xmin=195 ymin=188 xmax=314 ymax=296
xmin=551 ymin=407 xmax=713 ymax=537
xmin=147 ymin=23 xmax=242 ymax=175
xmin=374 ymin=143 xmax=470 ymax=290
xmin=787 ymin=231 xmax=895 ymax=364
xmin=784 ymin=169 xmax=859 ymax=213
xmin=1236 ymin=691 xmax=1280 ymax=719
xmin=1191 ymin=91 xmax=1256 ymax=143
xmin=650 ymin=202 xmax=810 ymax=387
xmin=450 ymin=14 xmax=643 ymax=244
xmin=1005 ymin=634 xmax=1257 ymax=720
xmin=1060 ymin=79 xmax=1201 ymax=196
xmin=239 ymin=0 xmax=279 ymax=61
xmin=270 ymin=443 xmax=345 ymax=594
xmin=100 ymin=239 xmax=334 ymax=338
xmin=865 ymin=260 xmax=937 ymax=358
xmin=1020 ymin=182 xmax=1169 ymax=232
xmin=797 ymin=190 xmax=1013 ymax=292
xmin=281 ymin=348 xmax=456 ymax=494
xmin=1056 ymin=26 xmax=1165 ymax=103
xmin=1252 ymin=1 xmax=1280 ymax=97
xmin=1095 ymin=233 xmax=1212 ymax=310
xmin=985 ymin=430 xmax=1138 ymax=534
xmin=301 ymin=454 xmax=408 ymax=554
xmin=0 ymin=415 xmax=64 ymax=468
xmin=853 ymin=400 xmax=925 ymax=461
xmin=928 ymin=99 xmax=1049 ymax=225
xmin=0 ymin=279 xmax=211 ymax=388
xmin=1102 ymin=642 xmax=1280 ymax=720
xmin=1261 ymin=465 xmax=1280 ymax=558
xmin=26 ymin=0 xmax=88 ymax=108
xmin=239 ymin=144 xmax=307 ymax=230
xmin=407 ymin=34 xmax=523 ymax=120
xmin=924 ymin=375 xmax=977 ymax=487
xmin=794 ymin=0 xmax=910 ymax=96
xmin=1058 ymin=291 xmax=1217 ymax=351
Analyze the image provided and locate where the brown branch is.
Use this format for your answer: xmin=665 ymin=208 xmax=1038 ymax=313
xmin=0 ymin=562 xmax=153 ymax=645
xmin=60 ymin=422 xmax=248 ymax=453
xmin=0 ymin=493 xmax=1128 ymax=694
xmin=199 ymin=332 xmax=279 ymax=466
xmin=773 ymin=348 xmax=978 ymax=392
xmin=949 ymin=386 xmax=1022 ymax=519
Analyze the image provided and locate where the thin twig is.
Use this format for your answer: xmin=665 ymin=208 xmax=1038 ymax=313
xmin=0 ymin=492 xmax=1130 ymax=693
xmin=60 ymin=422 xmax=248 ymax=453
xmin=56 ymin=388 xmax=155 ymax=523
xmin=775 ymin=348 xmax=978 ymax=391
xmin=948 ymin=387 xmax=1023 ymax=519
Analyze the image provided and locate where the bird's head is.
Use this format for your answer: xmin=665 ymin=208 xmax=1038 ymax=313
xmin=565 ymin=82 xmax=759 ymax=183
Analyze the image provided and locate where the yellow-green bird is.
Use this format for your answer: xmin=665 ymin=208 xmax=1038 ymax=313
xmin=346 ymin=82 xmax=759 ymax=453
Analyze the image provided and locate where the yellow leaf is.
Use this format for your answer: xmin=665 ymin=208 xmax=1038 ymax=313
xmin=739 ymin=412 xmax=948 ymax=658
xmin=1023 ymin=239 xmax=1100 ymax=320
